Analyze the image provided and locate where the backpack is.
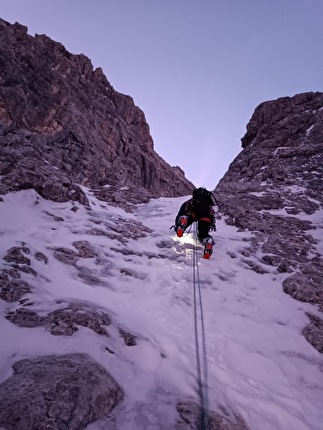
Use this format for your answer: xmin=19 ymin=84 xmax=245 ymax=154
xmin=192 ymin=187 xmax=214 ymax=206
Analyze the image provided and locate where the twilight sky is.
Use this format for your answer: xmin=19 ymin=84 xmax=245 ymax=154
xmin=1 ymin=0 xmax=323 ymax=189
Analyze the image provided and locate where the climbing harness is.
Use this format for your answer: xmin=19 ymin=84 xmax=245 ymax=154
xmin=192 ymin=223 xmax=209 ymax=429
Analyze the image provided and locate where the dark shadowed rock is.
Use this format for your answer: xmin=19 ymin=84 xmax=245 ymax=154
xmin=35 ymin=251 xmax=48 ymax=264
xmin=52 ymin=247 xmax=79 ymax=265
xmin=302 ymin=314 xmax=323 ymax=353
xmin=215 ymin=92 xmax=323 ymax=352
xmin=6 ymin=308 xmax=46 ymax=327
xmin=0 ymin=353 xmax=123 ymax=430
xmin=0 ymin=18 xmax=194 ymax=203
xmin=72 ymin=240 xmax=97 ymax=258
xmin=0 ymin=274 xmax=31 ymax=302
xmin=1 ymin=247 xmax=36 ymax=302
xmin=176 ymin=402 xmax=249 ymax=430
xmin=282 ymin=273 xmax=323 ymax=305
xmin=47 ymin=303 xmax=111 ymax=336
xmin=3 ymin=246 xmax=31 ymax=265
xmin=119 ymin=328 xmax=137 ymax=346
xmin=92 ymin=184 xmax=152 ymax=212
xmin=52 ymin=241 xmax=98 ymax=268
xmin=6 ymin=302 xmax=111 ymax=337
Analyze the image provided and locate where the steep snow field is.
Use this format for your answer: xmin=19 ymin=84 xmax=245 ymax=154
xmin=0 ymin=188 xmax=322 ymax=429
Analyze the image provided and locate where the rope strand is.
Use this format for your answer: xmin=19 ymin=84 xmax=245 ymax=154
xmin=192 ymin=224 xmax=209 ymax=429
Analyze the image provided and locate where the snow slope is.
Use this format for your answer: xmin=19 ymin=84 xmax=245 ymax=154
xmin=0 ymin=188 xmax=322 ymax=430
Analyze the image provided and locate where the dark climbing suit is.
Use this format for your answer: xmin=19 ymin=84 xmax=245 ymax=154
xmin=175 ymin=197 xmax=215 ymax=244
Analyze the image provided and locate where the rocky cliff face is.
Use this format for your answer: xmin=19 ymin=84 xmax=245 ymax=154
xmin=0 ymin=18 xmax=194 ymax=207
xmin=215 ymin=92 xmax=323 ymax=353
xmin=1 ymin=16 xmax=322 ymax=429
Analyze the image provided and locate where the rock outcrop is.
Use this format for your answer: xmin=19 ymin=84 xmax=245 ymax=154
xmin=215 ymin=92 xmax=323 ymax=352
xmin=0 ymin=353 xmax=123 ymax=430
xmin=0 ymin=18 xmax=194 ymax=204
xmin=176 ymin=402 xmax=249 ymax=430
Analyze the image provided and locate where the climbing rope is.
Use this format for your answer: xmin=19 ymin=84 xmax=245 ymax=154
xmin=192 ymin=223 xmax=209 ymax=429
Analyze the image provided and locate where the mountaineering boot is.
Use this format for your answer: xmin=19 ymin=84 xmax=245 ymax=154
xmin=176 ymin=215 xmax=187 ymax=238
xmin=203 ymin=237 xmax=214 ymax=259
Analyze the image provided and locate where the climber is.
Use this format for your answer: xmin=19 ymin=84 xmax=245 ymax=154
xmin=173 ymin=187 xmax=217 ymax=259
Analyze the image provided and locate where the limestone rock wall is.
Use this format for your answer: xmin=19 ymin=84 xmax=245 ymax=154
xmin=0 ymin=18 xmax=194 ymax=202
xmin=215 ymin=92 xmax=323 ymax=352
